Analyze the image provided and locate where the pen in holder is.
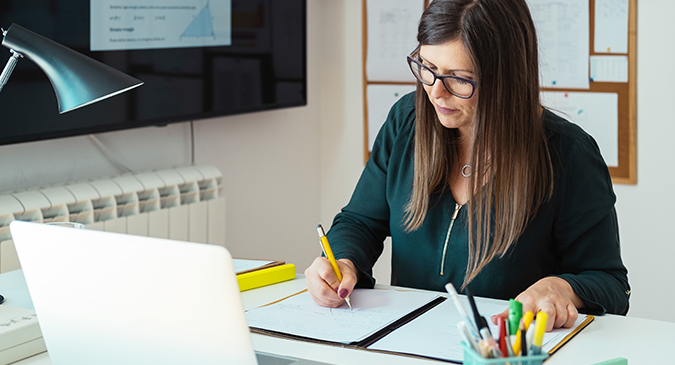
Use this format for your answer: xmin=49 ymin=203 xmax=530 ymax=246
xmin=461 ymin=342 xmax=548 ymax=365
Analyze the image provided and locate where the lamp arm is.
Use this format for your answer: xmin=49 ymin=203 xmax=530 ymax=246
xmin=0 ymin=50 xmax=23 ymax=93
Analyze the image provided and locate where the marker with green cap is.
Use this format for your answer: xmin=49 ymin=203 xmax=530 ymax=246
xmin=508 ymin=299 xmax=523 ymax=336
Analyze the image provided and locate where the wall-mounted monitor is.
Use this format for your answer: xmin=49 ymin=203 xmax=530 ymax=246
xmin=0 ymin=0 xmax=306 ymax=146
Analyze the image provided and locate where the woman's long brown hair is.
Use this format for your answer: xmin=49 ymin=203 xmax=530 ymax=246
xmin=403 ymin=0 xmax=554 ymax=288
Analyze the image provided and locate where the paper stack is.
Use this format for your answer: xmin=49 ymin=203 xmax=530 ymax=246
xmin=0 ymin=305 xmax=46 ymax=364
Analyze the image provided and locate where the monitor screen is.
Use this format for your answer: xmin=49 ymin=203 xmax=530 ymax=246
xmin=0 ymin=0 xmax=306 ymax=146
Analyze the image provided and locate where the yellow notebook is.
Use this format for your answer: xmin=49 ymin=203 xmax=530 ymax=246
xmin=234 ymin=259 xmax=296 ymax=292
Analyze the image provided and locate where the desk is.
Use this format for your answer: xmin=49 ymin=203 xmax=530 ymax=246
xmin=3 ymin=270 xmax=671 ymax=364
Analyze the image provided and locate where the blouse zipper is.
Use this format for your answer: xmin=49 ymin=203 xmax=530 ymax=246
xmin=440 ymin=203 xmax=462 ymax=276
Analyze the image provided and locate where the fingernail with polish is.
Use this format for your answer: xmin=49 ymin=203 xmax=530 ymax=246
xmin=339 ymin=289 xmax=348 ymax=299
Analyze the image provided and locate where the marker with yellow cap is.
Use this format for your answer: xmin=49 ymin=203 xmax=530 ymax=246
xmin=530 ymin=311 xmax=548 ymax=355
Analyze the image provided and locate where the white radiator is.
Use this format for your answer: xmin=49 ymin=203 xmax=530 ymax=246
xmin=0 ymin=164 xmax=226 ymax=273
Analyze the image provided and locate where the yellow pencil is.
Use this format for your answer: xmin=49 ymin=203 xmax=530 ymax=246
xmin=316 ymin=224 xmax=352 ymax=309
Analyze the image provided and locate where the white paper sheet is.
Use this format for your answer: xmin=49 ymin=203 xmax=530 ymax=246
xmin=233 ymin=259 xmax=275 ymax=274
xmin=590 ymin=55 xmax=628 ymax=83
xmin=245 ymin=289 xmax=439 ymax=344
xmin=541 ymin=91 xmax=619 ymax=167
xmin=368 ymin=297 xmax=588 ymax=362
xmin=367 ymin=85 xmax=416 ymax=152
xmin=594 ymin=0 xmax=629 ymax=53
xmin=365 ymin=0 xmax=424 ymax=82
xmin=528 ymin=0 xmax=590 ymax=89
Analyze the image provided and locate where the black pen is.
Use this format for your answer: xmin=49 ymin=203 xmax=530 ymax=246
xmin=465 ymin=287 xmax=490 ymax=336
xmin=465 ymin=287 xmax=502 ymax=358
xmin=520 ymin=319 xmax=528 ymax=357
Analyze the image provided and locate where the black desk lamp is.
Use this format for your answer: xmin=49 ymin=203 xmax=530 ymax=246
xmin=0 ymin=23 xmax=143 ymax=113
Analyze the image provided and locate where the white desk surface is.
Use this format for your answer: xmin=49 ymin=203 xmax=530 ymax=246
xmin=3 ymin=269 xmax=672 ymax=364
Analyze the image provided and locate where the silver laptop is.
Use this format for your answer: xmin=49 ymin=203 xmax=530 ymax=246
xmin=10 ymin=220 xmax=329 ymax=365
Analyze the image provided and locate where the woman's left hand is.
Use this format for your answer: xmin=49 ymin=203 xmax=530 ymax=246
xmin=491 ymin=276 xmax=584 ymax=332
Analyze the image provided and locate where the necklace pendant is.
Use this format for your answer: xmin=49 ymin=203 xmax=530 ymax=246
xmin=461 ymin=164 xmax=472 ymax=178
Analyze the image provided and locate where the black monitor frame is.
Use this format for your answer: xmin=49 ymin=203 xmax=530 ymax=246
xmin=0 ymin=0 xmax=307 ymax=146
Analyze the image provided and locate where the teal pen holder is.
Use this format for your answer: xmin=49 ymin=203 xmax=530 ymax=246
xmin=461 ymin=342 xmax=548 ymax=365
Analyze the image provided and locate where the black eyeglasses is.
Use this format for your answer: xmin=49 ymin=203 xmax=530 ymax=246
xmin=406 ymin=50 xmax=477 ymax=99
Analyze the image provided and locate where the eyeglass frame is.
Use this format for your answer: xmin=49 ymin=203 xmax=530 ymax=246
xmin=406 ymin=48 xmax=478 ymax=99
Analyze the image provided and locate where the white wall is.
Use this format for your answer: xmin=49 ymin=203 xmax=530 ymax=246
xmin=0 ymin=124 xmax=193 ymax=192
xmin=318 ymin=0 xmax=365 ymax=228
xmin=611 ymin=2 xmax=675 ymax=322
xmin=0 ymin=1 xmax=671 ymax=323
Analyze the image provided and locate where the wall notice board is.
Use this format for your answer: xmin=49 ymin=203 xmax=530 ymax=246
xmin=362 ymin=0 xmax=637 ymax=184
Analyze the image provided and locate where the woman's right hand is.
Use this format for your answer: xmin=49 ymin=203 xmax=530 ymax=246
xmin=304 ymin=257 xmax=358 ymax=307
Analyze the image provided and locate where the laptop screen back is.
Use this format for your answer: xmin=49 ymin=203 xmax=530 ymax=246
xmin=10 ymin=221 xmax=258 ymax=365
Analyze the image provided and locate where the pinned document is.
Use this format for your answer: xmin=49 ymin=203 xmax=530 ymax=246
xmin=594 ymin=0 xmax=629 ymax=53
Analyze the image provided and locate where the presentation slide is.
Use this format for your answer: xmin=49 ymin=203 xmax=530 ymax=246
xmin=91 ymin=0 xmax=232 ymax=51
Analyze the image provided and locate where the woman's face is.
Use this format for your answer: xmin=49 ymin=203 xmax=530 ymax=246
xmin=419 ymin=40 xmax=477 ymax=135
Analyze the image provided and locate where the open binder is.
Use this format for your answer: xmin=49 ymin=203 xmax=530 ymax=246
xmin=245 ymin=289 xmax=593 ymax=363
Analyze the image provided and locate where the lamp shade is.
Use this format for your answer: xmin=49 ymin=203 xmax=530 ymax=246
xmin=1 ymin=24 xmax=143 ymax=113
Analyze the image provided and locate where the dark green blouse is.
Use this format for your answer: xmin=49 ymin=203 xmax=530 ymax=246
xmin=328 ymin=92 xmax=630 ymax=315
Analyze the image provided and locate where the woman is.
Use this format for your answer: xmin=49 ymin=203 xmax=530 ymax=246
xmin=305 ymin=0 xmax=630 ymax=331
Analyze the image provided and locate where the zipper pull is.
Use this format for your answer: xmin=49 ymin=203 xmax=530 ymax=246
xmin=452 ymin=203 xmax=461 ymax=219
